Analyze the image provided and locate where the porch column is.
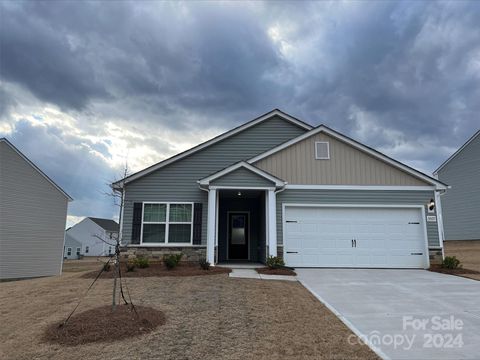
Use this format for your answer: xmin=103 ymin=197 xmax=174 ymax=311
xmin=207 ymin=189 xmax=217 ymax=264
xmin=267 ymin=189 xmax=277 ymax=257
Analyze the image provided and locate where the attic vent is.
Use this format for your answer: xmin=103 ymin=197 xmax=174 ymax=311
xmin=315 ymin=142 xmax=330 ymax=160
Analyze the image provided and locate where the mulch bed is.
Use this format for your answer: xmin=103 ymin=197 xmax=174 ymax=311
xmin=81 ymin=263 xmax=232 ymax=279
xmin=429 ymin=265 xmax=480 ymax=277
xmin=43 ymin=304 xmax=165 ymax=346
xmin=256 ymin=267 xmax=296 ymax=276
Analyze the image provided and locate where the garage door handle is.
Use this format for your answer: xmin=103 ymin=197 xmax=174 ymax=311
xmin=411 ymin=252 xmax=423 ymax=255
xmin=286 ymin=251 xmax=298 ymax=254
xmin=286 ymin=220 xmax=298 ymax=223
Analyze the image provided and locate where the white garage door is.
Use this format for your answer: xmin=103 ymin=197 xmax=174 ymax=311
xmin=284 ymin=206 xmax=428 ymax=268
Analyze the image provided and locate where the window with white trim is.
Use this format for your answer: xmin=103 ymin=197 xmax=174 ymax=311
xmin=315 ymin=141 xmax=330 ymax=160
xmin=142 ymin=203 xmax=193 ymax=244
xmin=67 ymin=247 xmax=72 ymax=256
xmin=85 ymin=246 xmax=89 ymax=254
xmin=76 ymin=247 xmax=81 ymax=256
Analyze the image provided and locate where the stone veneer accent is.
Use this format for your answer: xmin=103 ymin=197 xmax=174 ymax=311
xmin=429 ymin=249 xmax=444 ymax=265
xmin=121 ymin=246 xmax=206 ymax=262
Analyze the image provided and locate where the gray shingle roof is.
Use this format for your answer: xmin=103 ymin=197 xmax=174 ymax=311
xmin=88 ymin=217 xmax=119 ymax=232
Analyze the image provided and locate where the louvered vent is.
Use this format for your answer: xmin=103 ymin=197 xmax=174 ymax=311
xmin=315 ymin=142 xmax=330 ymax=159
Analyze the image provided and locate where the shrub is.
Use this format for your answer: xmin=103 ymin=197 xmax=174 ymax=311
xmin=102 ymin=262 xmax=111 ymax=272
xmin=163 ymin=253 xmax=182 ymax=269
xmin=199 ymin=258 xmax=210 ymax=270
xmin=134 ymin=256 xmax=150 ymax=269
xmin=126 ymin=260 xmax=136 ymax=272
xmin=266 ymin=256 xmax=285 ymax=269
xmin=442 ymin=256 xmax=461 ymax=269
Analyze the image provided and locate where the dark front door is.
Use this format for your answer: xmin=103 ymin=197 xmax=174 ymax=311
xmin=228 ymin=213 xmax=249 ymax=260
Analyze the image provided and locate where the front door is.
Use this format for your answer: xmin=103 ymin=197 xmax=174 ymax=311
xmin=228 ymin=213 xmax=249 ymax=260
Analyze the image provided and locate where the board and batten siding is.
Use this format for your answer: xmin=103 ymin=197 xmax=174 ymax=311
xmin=211 ymin=167 xmax=275 ymax=187
xmin=255 ymin=132 xmax=429 ymax=186
xmin=437 ymin=133 xmax=480 ymax=240
xmin=122 ymin=116 xmax=307 ymax=245
xmin=276 ymin=189 xmax=440 ymax=248
xmin=0 ymin=141 xmax=69 ymax=279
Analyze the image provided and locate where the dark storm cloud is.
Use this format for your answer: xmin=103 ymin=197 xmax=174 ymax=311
xmin=1 ymin=1 xmax=479 ymax=221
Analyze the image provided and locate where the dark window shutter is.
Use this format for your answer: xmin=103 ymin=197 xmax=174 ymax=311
xmin=192 ymin=203 xmax=202 ymax=245
xmin=131 ymin=203 xmax=143 ymax=244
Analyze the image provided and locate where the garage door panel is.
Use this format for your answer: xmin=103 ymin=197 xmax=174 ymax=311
xmin=284 ymin=206 xmax=428 ymax=269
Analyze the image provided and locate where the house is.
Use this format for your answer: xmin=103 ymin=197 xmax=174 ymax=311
xmin=0 ymin=138 xmax=72 ymax=280
xmin=433 ymin=130 xmax=480 ymax=241
xmin=66 ymin=217 xmax=119 ymax=257
xmin=63 ymin=233 xmax=83 ymax=259
xmin=113 ymin=109 xmax=448 ymax=268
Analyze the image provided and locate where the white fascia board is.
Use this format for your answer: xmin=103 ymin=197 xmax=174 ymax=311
xmin=0 ymin=138 xmax=73 ymax=200
xmin=198 ymin=161 xmax=285 ymax=187
xmin=285 ymin=185 xmax=436 ymax=191
xmin=433 ymin=129 xmax=480 ymax=175
xmin=248 ymin=126 xmax=448 ymax=190
xmin=113 ymin=110 xmax=312 ymax=188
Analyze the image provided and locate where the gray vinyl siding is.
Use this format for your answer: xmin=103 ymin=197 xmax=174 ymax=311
xmin=437 ymin=134 xmax=480 ymax=240
xmin=123 ymin=116 xmax=307 ymax=245
xmin=211 ymin=167 xmax=276 ymax=187
xmin=0 ymin=141 xmax=69 ymax=279
xmin=276 ymin=189 xmax=440 ymax=248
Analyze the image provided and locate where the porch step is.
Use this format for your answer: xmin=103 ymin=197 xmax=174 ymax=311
xmin=229 ymin=268 xmax=297 ymax=281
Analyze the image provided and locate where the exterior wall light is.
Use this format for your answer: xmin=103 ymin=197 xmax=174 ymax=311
xmin=428 ymin=198 xmax=435 ymax=213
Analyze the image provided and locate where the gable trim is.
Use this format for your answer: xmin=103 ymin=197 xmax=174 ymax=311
xmin=198 ymin=161 xmax=286 ymax=187
xmin=433 ymin=130 xmax=480 ymax=175
xmin=113 ymin=109 xmax=312 ymax=188
xmin=285 ymin=185 xmax=436 ymax=191
xmin=248 ymin=125 xmax=448 ymax=190
xmin=0 ymin=138 xmax=73 ymax=200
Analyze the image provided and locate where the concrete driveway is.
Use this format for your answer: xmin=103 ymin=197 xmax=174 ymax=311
xmin=297 ymin=269 xmax=480 ymax=360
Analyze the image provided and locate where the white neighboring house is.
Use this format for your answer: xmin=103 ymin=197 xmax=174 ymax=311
xmin=66 ymin=217 xmax=119 ymax=257
xmin=63 ymin=233 xmax=83 ymax=259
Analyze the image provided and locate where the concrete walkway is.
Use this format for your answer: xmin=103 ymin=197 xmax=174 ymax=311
xmin=297 ymin=269 xmax=480 ymax=360
xmin=229 ymin=268 xmax=297 ymax=281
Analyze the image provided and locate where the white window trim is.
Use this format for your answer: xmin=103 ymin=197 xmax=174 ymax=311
xmin=315 ymin=141 xmax=330 ymax=160
xmin=140 ymin=202 xmax=194 ymax=246
xmin=67 ymin=247 xmax=72 ymax=256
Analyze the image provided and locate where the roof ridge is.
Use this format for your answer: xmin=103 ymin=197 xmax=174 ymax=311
xmin=113 ymin=109 xmax=312 ymax=187
xmin=433 ymin=129 xmax=480 ymax=175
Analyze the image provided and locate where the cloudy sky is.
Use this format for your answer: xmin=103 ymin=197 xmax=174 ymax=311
xmin=1 ymin=1 xmax=479 ymax=227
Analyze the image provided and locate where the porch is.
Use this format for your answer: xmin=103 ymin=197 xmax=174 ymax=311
xmin=206 ymin=187 xmax=279 ymax=265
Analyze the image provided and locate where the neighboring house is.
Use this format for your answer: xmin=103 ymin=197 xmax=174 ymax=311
xmin=113 ymin=109 xmax=448 ymax=268
xmin=433 ymin=130 xmax=480 ymax=241
xmin=64 ymin=233 xmax=83 ymax=259
xmin=0 ymin=138 xmax=72 ymax=280
xmin=66 ymin=217 xmax=119 ymax=257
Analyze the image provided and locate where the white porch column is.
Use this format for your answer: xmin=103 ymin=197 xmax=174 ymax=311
xmin=207 ymin=189 xmax=217 ymax=264
xmin=267 ymin=189 xmax=277 ymax=257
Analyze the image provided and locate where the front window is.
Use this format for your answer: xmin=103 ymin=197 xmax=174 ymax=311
xmin=67 ymin=248 xmax=72 ymax=256
xmin=76 ymin=247 xmax=81 ymax=256
xmin=142 ymin=203 xmax=193 ymax=244
xmin=85 ymin=246 xmax=89 ymax=254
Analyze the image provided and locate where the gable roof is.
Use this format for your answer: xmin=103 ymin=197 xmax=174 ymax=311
xmin=112 ymin=109 xmax=312 ymax=188
xmin=433 ymin=130 xmax=480 ymax=175
xmin=248 ymin=125 xmax=448 ymax=190
xmin=0 ymin=138 xmax=73 ymax=200
xmin=198 ymin=161 xmax=286 ymax=187
xmin=88 ymin=217 xmax=119 ymax=232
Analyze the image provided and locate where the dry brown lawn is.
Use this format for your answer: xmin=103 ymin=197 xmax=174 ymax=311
xmin=62 ymin=257 xmax=112 ymax=273
xmin=0 ymin=268 xmax=377 ymax=360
